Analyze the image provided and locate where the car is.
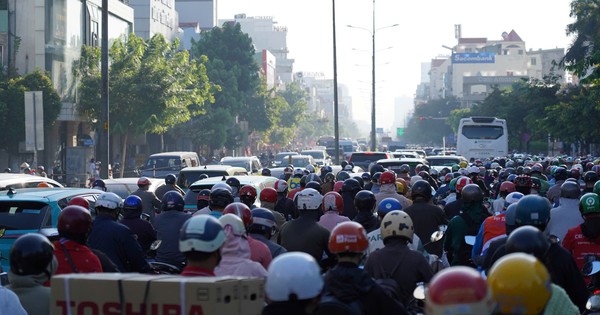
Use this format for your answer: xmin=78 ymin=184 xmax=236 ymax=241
xmin=0 ymin=173 xmax=63 ymax=190
xmin=103 ymin=177 xmax=166 ymax=199
xmin=220 ymin=156 xmax=263 ymax=174
xmin=376 ymin=158 xmax=429 ymax=176
xmin=348 ymin=152 xmax=394 ymax=172
xmin=0 ymin=187 xmax=103 ymax=272
xmin=273 ymin=152 xmax=299 ymax=167
xmin=278 ymin=155 xmax=316 ymax=168
xmin=183 ymin=175 xmax=278 ymax=212
xmin=426 ymin=155 xmax=468 ymax=172
xmin=395 ymin=149 xmax=426 ymax=159
xmin=301 ymin=150 xmax=331 ymax=166
xmin=177 ymin=165 xmax=248 ymax=190
xmin=267 ymin=167 xmax=306 ymax=180
xmin=141 ymin=151 xmax=201 ymax=178
xmin=390 ymin=151 xmax=420 ymax=159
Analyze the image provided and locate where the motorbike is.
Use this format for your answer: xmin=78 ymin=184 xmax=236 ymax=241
xmin=582 ymin=260 xmax=600 ymax=314
xmin=146 ymin=240 xmax=182 ymax=274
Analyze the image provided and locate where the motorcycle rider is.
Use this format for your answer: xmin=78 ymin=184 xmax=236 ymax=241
xmin=444 ymin=184 xmax=487 ymax=267
xmin=194 ymin=186 xmax=234 ymax=218
xmin=353 ymin=190 xmax=379 ymax=233
xmin=91 ymin=179 xmax=107 ymax=192
xmin=131 ymin=177 xmax=162 ymax=222
xmin=54 ymin=205 xmax=103 ymax=275
xmin=278 ymin=188 xmax=332 ymax=269
xmin=364 ymin=210 xmax=433 ymax=306
xmin=88 ymin=192 xmax=150 ymax=273
xmin=375 ymin=171 xmax=411 ymax=210
xmin=340 ymin=178 xmax=362 ymax=220
xmin=196 ymin=189 xmax=211 ymax=211
xmin=547 ymin=166 xmax=568 ymax=206
xmin=226 ymin=177 xmax=242 ymax=202
xmin=223 ymin=202 xmax=272 ymax=269
xmin=7 ymin=233 xmax=56 ymax=315
xmin=249 ymin=208 xmax=287 ymax=258
xmin=153 ymin=191 xmax=191 ymax=268
xmin=179 ymin=215 xmax=225 ymax=277
xmin=239 ymin=185 xmax=258 ymax=209
xmin=119 ymin=195 xmax=157 ymax=254
xmin=404 ymin=180 xmax=448 ymax=258
xmin=492 ymin=181 xmax=515 ymax=214
xmin=318 ymin=191 xmax=351 ymax=231
xmin=583 ymin=170 xmax=599 ymax=193
xmin=545 ymin=181 xmax=583 ymax=242
xmin=154 ymin=173 xmax=185 ymax=200
xmin=443 ymin=176 xmax=473 ymax=220
xmin=274 ymin=179 xmax=298 ymax=221
xmin=316 ymin=221 xmax=407 ymax=315
xmin=258 ymin=187 xmax=286 ymax=239
xmin=262 ymin=252 xmax=323 ymax=315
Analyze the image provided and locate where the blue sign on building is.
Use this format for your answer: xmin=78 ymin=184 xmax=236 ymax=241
xmin=452 ymin=53 xmax=495 ymax=64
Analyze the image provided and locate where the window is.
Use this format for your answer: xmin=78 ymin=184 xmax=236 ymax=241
xmin=518 ymin=50 xmax=523 ymax=55
xmin=531 ymin=57 xmax=537 ymax=65
xmin=503 ymin=49 xmax=508 ymax=55
xmin=461 ymin=125 xmax=504 ymax=140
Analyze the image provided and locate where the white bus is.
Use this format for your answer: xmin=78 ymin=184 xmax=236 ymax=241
xmin=456 ymin=117 xmax=508 ymax=160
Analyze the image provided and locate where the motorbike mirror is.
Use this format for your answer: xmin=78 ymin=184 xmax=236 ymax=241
xmin=587 ymin=294 xmax=600 ymax=311
xmin=413 ymin=282 xmax=426 ymax=300
xmin=583 ymin=261 xmax=600 ymax=277
xmin=464 ymin=235 xmax=476 ymax=246
xmin=150 ymin=240 xmax=162 ymax=251
xmin=430 ymin=230 xmax=445 ymax=243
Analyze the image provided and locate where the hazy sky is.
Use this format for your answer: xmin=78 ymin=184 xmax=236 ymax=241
xmin=217 ymin=0 xmax=574 ymax=129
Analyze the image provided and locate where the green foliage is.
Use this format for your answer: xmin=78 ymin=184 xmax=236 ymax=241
xmin=561 ymin=0 xmax=600 ymax=82
xmin=0 ymin=69 xmax=62 ymax=152
xmin=404 ymin=97 xmax=460 ymax=145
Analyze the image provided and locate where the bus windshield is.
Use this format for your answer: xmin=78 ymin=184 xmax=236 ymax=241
xmin=461 ymin=125 xmax=504 ymax=140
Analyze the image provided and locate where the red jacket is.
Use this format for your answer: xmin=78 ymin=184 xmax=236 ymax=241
xmin=248 ymin=235 xmax=272 ymax=269
xmin=53 ymin=239 xmax=103 ymax=275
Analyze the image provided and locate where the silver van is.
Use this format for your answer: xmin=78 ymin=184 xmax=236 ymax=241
xmin=141 ymin=151 xmax=200 ymax=178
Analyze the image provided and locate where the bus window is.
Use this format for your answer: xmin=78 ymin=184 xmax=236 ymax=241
xmin=461 ymin=126 xmax=504 ymax=140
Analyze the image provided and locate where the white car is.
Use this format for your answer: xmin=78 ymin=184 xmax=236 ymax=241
xmin=301 ymin=150 xmax=331 ymax=166
xmin=273 ymin=152 xmax=299 ymax=167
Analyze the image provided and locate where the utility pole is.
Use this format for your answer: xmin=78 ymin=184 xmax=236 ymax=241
xmin=332 ymin=0 xmax=340 ymax=164
xmin=99 ymin=0 xmax=110 ymax=178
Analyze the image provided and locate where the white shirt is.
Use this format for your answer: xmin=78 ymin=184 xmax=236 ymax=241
xmin=367 ymin=228 xmax=420 ymax=255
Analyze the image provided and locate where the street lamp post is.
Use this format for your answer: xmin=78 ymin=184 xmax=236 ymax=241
xmin=348 ymin=1 xmax=397 ymax=152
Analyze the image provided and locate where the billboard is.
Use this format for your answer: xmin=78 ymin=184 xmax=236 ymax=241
xmin=452 ymin=53 xmax=495 ymax=64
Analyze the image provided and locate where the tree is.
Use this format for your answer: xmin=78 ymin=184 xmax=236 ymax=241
xmin=561 ymin=0 xmax=600 ymax=82
xmin=404 ymin=97 xmax=460 ymax=145
xmin=0 ymin=69 xmax=62 ymax=152
xmin=75 ymin=33 xmax=216 ymax=173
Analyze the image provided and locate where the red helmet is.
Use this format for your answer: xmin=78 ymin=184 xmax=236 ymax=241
xmin=223 ymin=202 xmax=253 ymax=227
xmin=58 ymin=205 xmax=93 ymax=243
xmin=137 ymin=177 xmax=151 ymax=186
xmin=455 ymin=176 xmax=473 ymax=193
xmin=322 ymin=191 xmax=344 ymax=213
xmin=380 ymin=171 xmax=396 ymax=185
xmin=239 ymin=185 xmax=257 ymax=199
xmin=328 ymin=222 xmax=369 ymax=254
xmin=260 ymin=187 xmax=278 ymax=203
xmin=274 ymin=179 xmax=288 ymax=193
xmin=426 ymin=266 xmax=495 ymax=315
xmin=499 ymin=181 xmax=516 ymax=193
xmin=67 ymin=196 xmax=90 ymax=209
xmin=333 ymin=181 xmax=344 ymax=193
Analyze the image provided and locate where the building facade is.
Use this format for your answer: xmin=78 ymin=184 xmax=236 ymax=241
xmin=128 ymin=0 xmax=180 ymax=41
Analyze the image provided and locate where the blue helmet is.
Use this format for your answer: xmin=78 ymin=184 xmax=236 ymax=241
xmin=92 ymin=179 xmax=106 ymax=191
xmin=361 ymin=172 xmax=371 ymax=180
xmin=250 ymin=208 xmax=277 ymax=234
xmin=377 ymin=197 xmax=402 ymax=217
xmin=123 ymin=195 xmax=143 ymax=212
xmin=161 ymin=191 xmax=184 ymax=212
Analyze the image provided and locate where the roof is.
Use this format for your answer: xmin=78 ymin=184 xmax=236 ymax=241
xmin=0 ymin=187 xmax=103 ymax=200
xmin=458 ymin=38 xmax=487 ymax=44
xmin=426 ymin=155 xmax=467 ymax=160
xmin=189 ymin=175 xmax=277 ymax=190
xmin=181 ymin=165 xmax=245 ymax=171
xmin=148 ymin=152 xmax=198 ymax=157
xmin=504 ymin=30 xmax=523 ymax=42
xmin=431 ymin=58 xmax=447 ymax=68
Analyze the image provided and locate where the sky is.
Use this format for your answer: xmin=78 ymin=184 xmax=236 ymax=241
xmin=217 ymin=0 xmax=575 ymax=132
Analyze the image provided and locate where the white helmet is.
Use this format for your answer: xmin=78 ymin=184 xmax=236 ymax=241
xmin=409 ymin=175 xmax=423 ymax=187
xmin=344 ymin=164 xmax=353 ymax=171
xmin=274 ymin=179 xmax=288 ymax=193
xmin=212 ymin=182 xmax=232 ymax=193
xmin=305 ymin=164 xmax=315 ymax=173
xmin=467 ymin=166 xmax=480 ymax=174
xmin=219 ymin=213 xmax=246 ymax=236
xmin=179 ymin=215 xmax=226 ymax=253
xmin=295 ymin=188 xmax=322 ymax=210
xmin=293 ymin=168 xmax=304 ymax=176
xmin=265 ymin=252 xmax=324 ymax=302
xmin=504 ymin=191 xmax=524 ymax=207
xmin=380 ymin=210 xmax=414 ymax=243
xmin=95 ymin=192 xmax=123 ymax=210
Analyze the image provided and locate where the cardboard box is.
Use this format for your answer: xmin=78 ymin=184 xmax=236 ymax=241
xmin=51 ymin=273 xmax=264 ymax=315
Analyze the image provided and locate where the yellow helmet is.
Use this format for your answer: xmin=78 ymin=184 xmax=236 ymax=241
xmin=487 ymin=253 xmax=551 ymax=315
xmin=459 ymin=161 xmax=468 ymax=169
xmin=395 ymin=179 xmax=405 ymax=194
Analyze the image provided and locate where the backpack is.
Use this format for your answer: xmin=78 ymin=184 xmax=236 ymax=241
xmin=318 ymin=292 xmax=364 ymax=315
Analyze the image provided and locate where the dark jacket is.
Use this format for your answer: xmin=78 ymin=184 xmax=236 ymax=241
xmin=249 ymin=233 xmax=287 ymax=258
xmin=153 ymin=210 xmax=192 ymax=267
xmin=353 ymin=212 xmax=379 ymax=234
xmin=88 ymin=214 xmax=150 ymax=273
xmin=403 ymin=201 xmax=448 ymax=257
xmin=275 ymin=194 xmax=298 ymax=221
xmin=120 ymin=209 xmax=157 ymax=253
xmin=154 ymin=184 xmax=185 ymax=200
xmin=279 ymin=211 xmax=331 ymax=267
xmin=132 ymin=188 xmax=162 ymax=222
xmin=364 ymin=239 xmax=433 ymax=306
xmin=263 ymin=302 xmax=317 ymax=315
xmin=443 ymin=203 xmax=487 ymax=266
xmin=341 ymin=191 xmax=358 ymax=220
xmin=443 ymin=198 xmax=463 ymax=220
xmin=315 ymin=262 xmax=407 ymax=315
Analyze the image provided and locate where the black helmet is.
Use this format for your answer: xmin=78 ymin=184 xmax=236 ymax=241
xmin=361 ymin=172 xmax=371 ymax=181
xmin=516 ymin=166 xmax=524 ymax=175
xmin=336 ymin=171 xmax=350 ymax=182
xmin=418 ymin=171 xmax=430 ymax=180
xmin=341 ymin=178 xmax=361 ymax=194
xmin=369 ymin=164 xmax=385 ymax=176
xmin=305 ymin=181 xmax=322 ymax=194
xmin=560 ymin=181 xmax=581 ymax=199
xmin=420 ymin=164 xmax=430 ymax=173
xmin=161 ymin=191 xmax=184 ymax=211
xmin=354 ymin=176 xmax=365 ymax=189
xmin=300 ymin=175 xmax=308 ymax=188
xmin=372 ymin=172 xmax=382 ymax=184
xmin=225 ymin=177 xmax=241 ymax=188
xmin=341 ymin=160 xmax=348 ymax=169
xmin=399 ymin=164 xmax=410 ymax=174
xmin=461 ymin=184 xmax=483 ymax=204
xmin=514 ymin=195 xmax=551 ymax=229
xmin=10 ymin=233 xmax=54 ymax=276
xmin=92 ymin=179 xmax=107 ymax=191
xmin=197 ymin=189 xmax=211 ymax=209
xmin=306 ymin=173 xmax=322 ymax=185
xmin=324 ymin=172 xmax=335 ymax=182
xmin=261 ymin=168 xmax=272 ymax=176
xmin=165 ymin=174 xmax=177 ymax=185
xmin=411 ymin=180 xmax=432 ymax=201
xmin=505 ymin=225 xmax=550 ymax=260
xmin=354 ymin=190 xmax=376 ymax=212
xmin=209 ymin=188 xmax=234 ymax=209
xmin=198 ymin=174 xmax=209 ymax=180
xmin=584 ymin=171 xmax=599 ymax=184
xmin=553 ymin=167 xmax=568 ymax=181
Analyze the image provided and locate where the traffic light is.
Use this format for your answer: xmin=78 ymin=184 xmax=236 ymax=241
xmin=397 ymin=128 xmax=404 ymax=136
xmin=419 ymin=117 xmax=423 ymax=121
